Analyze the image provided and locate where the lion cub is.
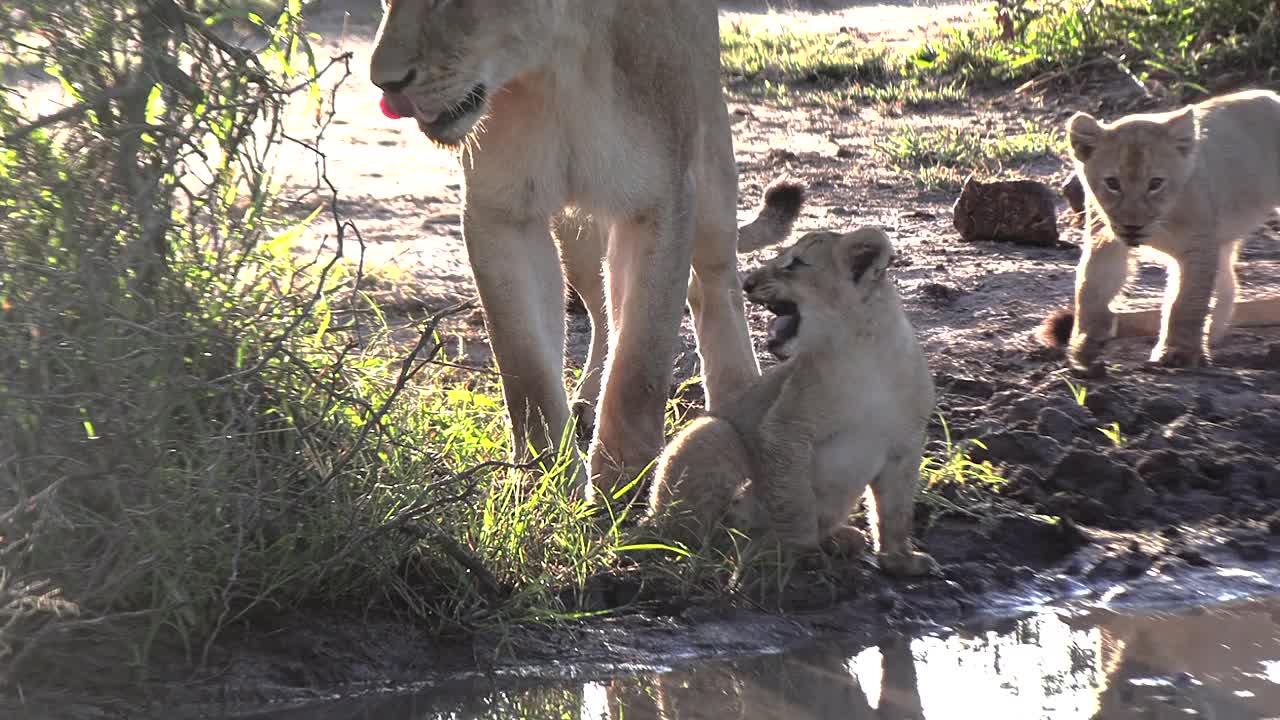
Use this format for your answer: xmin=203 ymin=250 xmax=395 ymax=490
xmin=1061 ymin=89 xmax=1280 ymax=373
xmin=645 ymin=228 xmax=937 ymax=577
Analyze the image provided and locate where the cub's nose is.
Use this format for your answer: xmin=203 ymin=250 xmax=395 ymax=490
xmin=742 ymin=274 xmax=758 ymax=294
xmin=373 ymin=68 xmax=416 ymax=94
xmin=1121 ymin=224 xmax=1145 ymax=237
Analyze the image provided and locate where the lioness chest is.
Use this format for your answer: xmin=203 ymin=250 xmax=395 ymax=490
xmin=469 ymin=69 xmax=696 ymax=220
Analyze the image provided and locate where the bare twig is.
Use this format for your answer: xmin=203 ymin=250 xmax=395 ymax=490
xmin=1 ymin=82 xmax=145 ymax=144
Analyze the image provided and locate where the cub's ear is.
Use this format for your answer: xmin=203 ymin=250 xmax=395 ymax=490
xmin=1067 ymin=112 xmax=1102 ymax=163
xmin=1167 ymin=107 xmax=1198 ymax=158
xmin=839 ymin=227 xmax=895 ymax=284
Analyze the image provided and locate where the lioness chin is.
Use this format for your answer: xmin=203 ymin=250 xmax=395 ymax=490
xmin=369 ymin=1 xmax=802 ymax=498
xmin=645 ymin=228 xmax=937 ymax=577
xmin=1053 ymin=89 xmax=1280 ymax=374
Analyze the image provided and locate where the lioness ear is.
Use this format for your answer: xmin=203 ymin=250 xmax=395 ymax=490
xmin=1167 ymin=107 xmax=1198 ymax=158
xmin=1067 ymin=112 xmax=1101 ymax=163
xmin=841 ymin=228 xmax=894 ymax=284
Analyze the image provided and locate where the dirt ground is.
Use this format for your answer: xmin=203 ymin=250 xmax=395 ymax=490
xmin=13 ymin=0 xmax=1280 ymax=715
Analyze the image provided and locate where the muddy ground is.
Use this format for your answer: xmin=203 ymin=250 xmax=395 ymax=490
xmin=11 ymin=0 xmax=1280 ymax=716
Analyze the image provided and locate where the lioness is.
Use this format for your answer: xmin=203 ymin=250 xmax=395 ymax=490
xmin=370 ymin=1 xmax=799 ymax=496
xmin=645 ymin=228 xmax=937 ymax=577
xmin=1056 ymin=89 xmax=1280 ymax=373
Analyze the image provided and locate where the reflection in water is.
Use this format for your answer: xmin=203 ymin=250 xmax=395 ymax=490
xmin=242 ymin=599 xmax=1280 ymax=720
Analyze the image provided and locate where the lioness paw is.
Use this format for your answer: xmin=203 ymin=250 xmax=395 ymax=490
xmin=878 ymin=551 xmax=939 ymax=578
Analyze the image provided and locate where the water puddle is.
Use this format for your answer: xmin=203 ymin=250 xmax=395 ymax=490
xmin=240 ymin=597 xmax=1280 ymax=720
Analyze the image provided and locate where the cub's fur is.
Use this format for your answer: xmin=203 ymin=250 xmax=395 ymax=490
xmin=370 ymin=2 xmax=802 ymax=496
xmin=1062 ymin=89 xmax=1280 ymax=373
xmin=645 ymin=228 xmax=937 ymax=576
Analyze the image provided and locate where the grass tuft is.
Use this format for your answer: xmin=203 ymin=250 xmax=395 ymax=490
xmin=876 ymin=121 xmax=1064 ymax=190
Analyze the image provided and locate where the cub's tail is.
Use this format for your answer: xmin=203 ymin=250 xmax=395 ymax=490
xmin=1036 ymin=308 xmax=1076 ymax=348
xmin=737 ymin=177 xmax=806 ymax=254
xmin=1035 ymin=298 xmax=1280 ymax=349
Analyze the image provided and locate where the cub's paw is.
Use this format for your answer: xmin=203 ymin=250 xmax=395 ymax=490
xmin=1067 ymin=338 xmax=1108 ymax=378
xmin=1151 ymin=345 xmax=1208 ymax=369
xmin=877 ymin=550 xmax=940 ymax=578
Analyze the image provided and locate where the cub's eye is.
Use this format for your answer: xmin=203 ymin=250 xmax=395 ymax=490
xmin=785 ymin=257 xmax=807 ymax=271
xmin=1147 ymin=177 xmax=1165 ymax=192
xmin=1103 ymin=177 xmax=1122 ymax=193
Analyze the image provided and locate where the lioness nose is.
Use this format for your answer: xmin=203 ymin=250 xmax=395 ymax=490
xmin=1121 ymin=224 xmax=1144 ymax=236
xmin=374 ymin=68 xmax=416 ymax=94
xmin=742 ymin=275 xmax=757 ymax=294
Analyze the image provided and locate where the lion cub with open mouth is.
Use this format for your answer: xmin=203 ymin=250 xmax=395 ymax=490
xmin=646 ymin=228 xmax=937 ymax=577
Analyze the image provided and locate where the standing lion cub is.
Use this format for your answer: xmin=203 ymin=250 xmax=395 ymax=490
xmin=1056 ymin=89 xmax=1280 ymax=373
xmin=645 ymin=228 xmax=937 ymax=577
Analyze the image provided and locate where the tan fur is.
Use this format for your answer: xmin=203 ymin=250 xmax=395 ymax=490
xmin=645 ymin=229 xmax=937 ymax=577
xmin=369 ymin=2 xmax=801 ymax=496
xmin=1065 ymin=89 xmax=1280 ymax=373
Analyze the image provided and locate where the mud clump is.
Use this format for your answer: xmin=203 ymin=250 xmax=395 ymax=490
xmin=971 ymin=430 xmax=1063 ymax=467
xmin=952 ymin=177 xmax=1060 ymax=247
xmin=1138 ymin=394 xmax=1188 ymax=425
xmin=1036 ymin=406 xmax=1082 ymax=444
xmin=1136 ymin=450 xmax=1200 ymax=493
xmin=1046 ymin=450 xmax=1155 ymax=523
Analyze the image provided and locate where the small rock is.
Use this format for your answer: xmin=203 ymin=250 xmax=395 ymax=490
xmin=1138 ymin=395 xmax=1187 ymax=425
xmin=952 ymin=177 xmax=1060 ymax=247
xmin=1037 ymin=406 xmax=1080 ymax=443
xmin=1266 ymin=512 xmax=1280 ymax=535
xmin=836 ymin=146 xmax=856 ymax=159
xmin=1061 ymin=172 xmax=1086 ymax=214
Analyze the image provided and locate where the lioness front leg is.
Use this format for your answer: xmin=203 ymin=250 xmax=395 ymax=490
xmin=1069 ymin=232 xmax=1130 ymax=374
xmin=464 ymin=206 xmax=581 ymax=486
xmin=556 ymin=214 xmax=610 ymax=438
xmin=869 ymin=447 xmax=936 ymax=577
xmin=589 ymin=183 xmax=698 ymax=500
xmin=1153 ymin=242 xmax=1218 ymax=367
xmin=687 ymin=179 xmax=760 ymax=411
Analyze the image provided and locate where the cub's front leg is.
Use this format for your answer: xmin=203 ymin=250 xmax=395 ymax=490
xmin=1069 ymin=231 xmax=1130 ymax=374
xmin=1152 ymin=241 xmax=1218 ymax=368
xmin=869 ymin=447 xmax=937 ymax=577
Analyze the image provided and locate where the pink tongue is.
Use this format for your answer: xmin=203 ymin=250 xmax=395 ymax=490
xmin=380 ymin=93 xmax=416 ymax=120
